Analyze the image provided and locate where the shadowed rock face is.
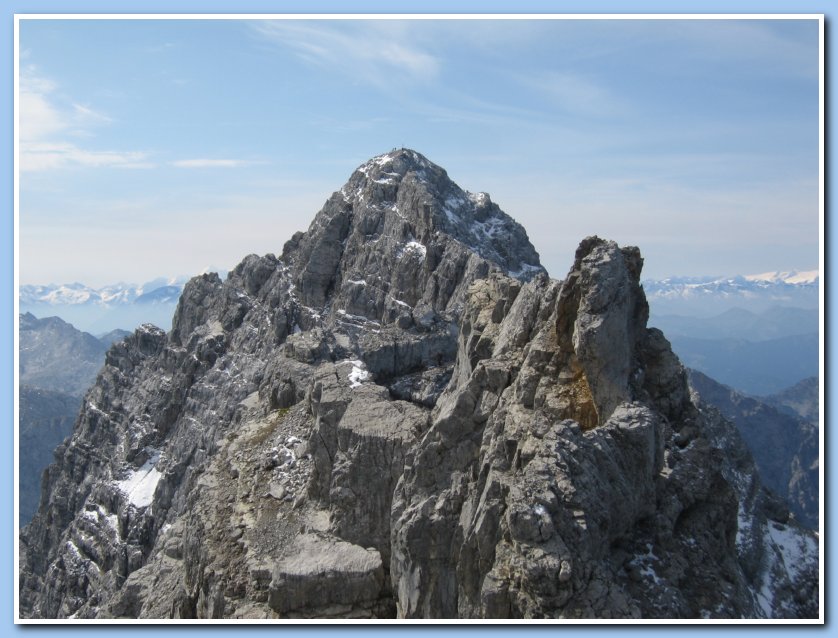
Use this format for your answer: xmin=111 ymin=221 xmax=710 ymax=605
xmin=687 ymin=370 xmax=819 ymax=530
xmin=19 ymin=151 xmax=817 ymax=621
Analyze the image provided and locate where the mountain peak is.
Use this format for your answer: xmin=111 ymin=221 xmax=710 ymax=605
xmin=20 ymin=152 xmax=818 ymax=621
xmin=286 ymin=149 xmax=545 ymax=320
xmin=744 ymin=270 xmax=819 ymax=285
xmin=355 ymin=147 xmax=436 ymax=177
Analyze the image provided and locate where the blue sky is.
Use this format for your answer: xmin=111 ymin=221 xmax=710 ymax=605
xmin=18 ymin=17 xmax=820 ymax=286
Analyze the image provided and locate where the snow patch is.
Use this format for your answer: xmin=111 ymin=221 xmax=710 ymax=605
xmin=65 ymin=540 xmax=82 ymax=559
xmin=339 ymin=359 xmax=370 ymax=389
xmin=373 ymin=154 xmax=394 ymax=168
xmin=766 ymin=521 xmax=817 ymax=582
xmin=468 ymin=191 xmax=489 ymax=205
xmin=736 ymin=506 xmax=753 ymax=550
xmin=391 ymin=297 xmax=412 ymax=309
xmin=335 ymin=309 xmax=381 ymax=328
xmin=508 ymin=263 xmax=543 ymax=279
xmin=629 ymin=543 xmax=663 ymax=586
xmin=115 ymin=450 xmax=163 ymax=509
xmin=87 ymin=402 xmax=110 ymax=419
xmin=81 ymin=505 xmax=118 ymax=533
xmin=397 ymin=241 xmax=427 ymax=260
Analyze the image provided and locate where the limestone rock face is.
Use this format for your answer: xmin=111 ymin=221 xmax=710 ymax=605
xmin=18 ymin=149 xmax=544 ymax=620
xmin=19 ymin=152 xmax=817 ymax=620
xmin=390 ymin=237 xmax=818 ymax=619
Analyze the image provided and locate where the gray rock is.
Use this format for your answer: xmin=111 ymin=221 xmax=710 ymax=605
xmin=390 ymin=236 xmax=817 ymax=620
xmin=268 ymin=535 xmax=384 ymax=614
xmin=18 ymin=152 xmax=817 ymax=621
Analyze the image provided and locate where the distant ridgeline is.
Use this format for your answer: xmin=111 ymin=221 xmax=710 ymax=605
xmin=643 ymin=272 xmax=818 ymax=316
xmin=645 ymin=278 xmax=819 ymax=397
xmin=18 ymin=313 xmax=131 ymax=525
xmin=19 ymin=277 xmax=202 ymax=333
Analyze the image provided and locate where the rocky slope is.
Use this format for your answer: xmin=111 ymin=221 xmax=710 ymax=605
xmin=764 ymin=376 xmax=819 ymax=423
xmin=18 ymin=150 xmax=817 ymax=620
xmin=687 ymin=371 xmax=819 ymax=530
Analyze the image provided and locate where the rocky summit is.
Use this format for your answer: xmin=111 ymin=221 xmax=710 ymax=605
xmin=18 ymin=149 xmax=818 ymax=620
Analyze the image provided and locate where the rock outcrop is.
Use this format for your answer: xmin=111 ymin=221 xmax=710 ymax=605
xmin=390 ymin=239 xmax=817 ymax=619
xmin=18 ymin=150 xmax=818 ymax=621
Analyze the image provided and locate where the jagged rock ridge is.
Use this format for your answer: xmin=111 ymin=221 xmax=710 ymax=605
xmin=19 ymin=150 xmax=817 ymax=620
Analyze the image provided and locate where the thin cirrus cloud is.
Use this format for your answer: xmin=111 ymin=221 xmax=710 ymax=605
xmin=249 ymin=20 xmax=439 ymax=89
xmin=515 ymin=70 xmax=626 ymax=119
xmin=18 ymin=66 xmax=151 ymax=172
xmin=20 ymin=142 xmax=151 ymax=172
xmin=171 ymin=159 xmax=261 ymax=168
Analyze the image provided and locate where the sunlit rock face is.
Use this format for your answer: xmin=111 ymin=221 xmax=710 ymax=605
xmin=19 ymin=150 xmax=817 ymax=620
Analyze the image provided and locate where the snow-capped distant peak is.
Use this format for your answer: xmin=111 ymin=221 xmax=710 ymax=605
xmin=744 ymin=270 xmax=819 ymax=285
xmin=642 ymin=269 xmax=819 ymax=315
xmin=20 ymin=278 xmax=189 ymax=308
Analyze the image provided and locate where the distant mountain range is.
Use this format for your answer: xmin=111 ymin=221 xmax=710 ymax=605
xmin=19 ymin=271 xmax=227 ymax=333
xmin=670 ymin=333 xmax=818 ymax=397
xmin=20 ymin=277 xmax=189 ymax=307
xmin=643 ymin=270 xmax=819 ymax=316
xmin=19 ymin=269 xmax=820 ymax=332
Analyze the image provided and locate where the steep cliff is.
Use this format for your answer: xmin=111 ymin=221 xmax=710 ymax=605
xmin=18 ymin=150 xmax=817 ymax=620
xmin=390 ymin=240 xmax=817 ymax=618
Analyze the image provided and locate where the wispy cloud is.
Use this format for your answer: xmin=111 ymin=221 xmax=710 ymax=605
xmin=249 ymin=20 xmax=439 ymax=89
xmin=19 ymin=72 xmax=64 ymax=141
xmin=516 ymin=70 xmax=626 ymax=118
xmin=18 ymin=66 xmax=151 ymax=172
xmin=670 ymin=20 xmax=819 ymax=80
xmin=71 ymin=103 xmax=112 ymax=125
xmin=21 ymin=142 xmax=151 ymax=172
xmin=172 ymin=159 xmax=261 ymax=168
